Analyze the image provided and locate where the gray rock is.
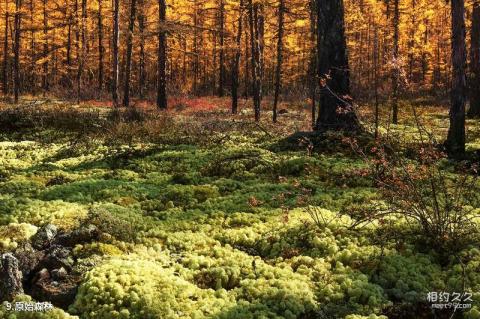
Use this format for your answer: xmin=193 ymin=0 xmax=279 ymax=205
xmin=0 ymin=253 xmax=24 ymax=301
xmin=51 ymin=267 xmax=68 ymax=281
xmin=54 ymin=224 xmax=99 ymax=247
xmin=38 ymin=245 xmax=73 ymax=271
xmin=31 ymin=224 xmax=58 ymax=250
xmin=14 ymin=243 xmax=45 ymax=278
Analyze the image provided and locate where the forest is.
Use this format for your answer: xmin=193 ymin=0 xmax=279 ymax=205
xmin=0 ymin=0 xmax=480 ymax=318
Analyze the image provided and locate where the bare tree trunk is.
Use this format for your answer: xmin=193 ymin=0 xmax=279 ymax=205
xmin=112 ymin=0 xmax=120 ymax=107
xmin=193 ymin=0 xmax=198 ymax=95
xmin=138 ymin=0 xmax=146 ymax=98
xmin=123 ymin=0 xmax=137 ymax=107
xmin=468 ymin=2 xmax=480 ymax=117
xmin=2 ymin=1 xmax=8 ymax=95
xmin=231 ymin=0 xmax=243 ymax=114
xmin=218 ymin=0 xmax=225 ymax=97
xmin=308 ymin=0 xmax=316 ymax=128
xmin=157 ymin=0 xmax=167 ymax=109
xmin=67 ymin=14 xmax=72 ymax=67
xmin=98 ymin=0 xmax=104 ymax=90
xmin=13 ymin=0 xmax=21 ymax=104
xmin=392 ymin=0 xmax=399 ymax=124
xmin=42 ymin=0 xmax=48 ymax=96
xmin=272 ymin=0 xmax=285 ymax=123
xmin=314 ymin=0 xmax=360 ymax=131
xmin=446 ymin=0 xmax=467 ymax=156
xmin=248 ymin=0 xmax=261 ymax=122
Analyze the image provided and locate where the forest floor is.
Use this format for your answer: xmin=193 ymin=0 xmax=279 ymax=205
xmin=0 ymin=97 xmax=479 ymax=319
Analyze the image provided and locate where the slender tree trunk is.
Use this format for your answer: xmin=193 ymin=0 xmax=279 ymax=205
xmin=193 ymin=0 xmax=198 ymax=94
xmin=42 ymin=0 xmax=48 ymax=96
xmin=67 ymin=14 xmax=72 ymax=67
xmin=308 ymin=0 xmax=316 ymax=128
xmin=392 ymin=0 xmax=400 ymax=124
xmin=231 ymin=0 xmax=243 ymax=114
xmin=218 ymin=0 xmax=225 ymax=97
xmin=243 ymin=14 xmax=250 ymax=98
xmin=13 ymin=0 xmax=21 ymax=104
xmin=248 ymin=0 xmax=261 ymax=121
xmin=272 ymin=0 xmax=285 ymax=123
xmin=314 ymin=0 xmax=360 ymax=131
xmin=157 ymin=0 xmax=167 ymax=109
xmin=123 ymin=0 xmax=137 ymax=107
xmin=446 ymin=0 xmax=467 ymax=156
xmin=29 ymin=0 xmax=34 ymax=92
xmin=138 ymin=0 xmax=146 ymax=98
xmin=112 ymin=0 xmax=120 ymax=106
xmin=468 ymin=2 xmax=480 ymax=117
xmin=98 ymin=0 xmax=104 ymax=90
xmin=374 ymin=26 xmax=379 ymax=138
xmin=2 ymin=1 xmax=8 ymax=95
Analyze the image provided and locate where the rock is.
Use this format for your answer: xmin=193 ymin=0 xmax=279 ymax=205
xmin=31 ymin=224 xmax=58 ymax=250
xmin=31 ymin=273 xmax=79 ymax=309
xmin=51 ymin=267 xmax=68 ymax=281
xmin=0 ymin=253 xmax=24 ymax=301
xmin=14 ymin=243 xmax=45 ymax=278
xmin=54 ymin=225 xmax=99 ymax=247
xmin=38 ymin=245 xmax=73 ymax=271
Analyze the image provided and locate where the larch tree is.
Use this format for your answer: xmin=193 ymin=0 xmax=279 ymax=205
xmin=123 ymin=0 xmax=138 ymax=107
xmin=13 ymin=0 xmax=21 ymax=104
xmin=272 ymin=0 xmax=285 ymax=123
xmin=469 ymin=1 xmax=480 ymax=117
xmin=314 ymin=0 xmax=360 ymax=131
xmin=2 ymin=0 xmax=8 ymax=95
xmin=392 ymin=0 xmax=400 ymax=124
xmin=112 ymin=0 xmax=120 ymax=107
xmin=157 ymin=0 xmax=167 ymax=109
xmin=446 ymin=0 xmax=467 ymax=156
xmin=231 ymin=0 xmax=244 ymax=114
xmin=98 ymin=0 xmax=104 ymax=90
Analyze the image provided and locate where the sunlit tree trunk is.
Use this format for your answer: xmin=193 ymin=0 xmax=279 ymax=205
xmin=157 ymin=0 xmax=167 ymax=109
xmin=308 ymin=0 xmax=316 ymax=128
xmin=138 ymin=0 xmax=146 ymax=98
xmin=42 ymin=0 xmax=49 ymax=96
xmin=446 ymin=0 xmax=467 ymax=156
xmin=272 ymin=0 xmax=285 ymax=123
xmin=248 ymin=0 xmax=261 ymax=122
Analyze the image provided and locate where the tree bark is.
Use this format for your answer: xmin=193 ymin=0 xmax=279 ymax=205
xmin=314 ymin=0 xmax=360 ymax=131
xmin=272 ymin=0 xmax=285 ymax=123
xmin=13 ymin=0 xmax=21 ymax=104
xmin=112 ymin=0 xmax=120 ymax=107
xmin=249 ymin=0 xmax=261 ymax=122
xmin=123 ymin=0 xmax=137 ymax=107
xmin=446 ymin=0 xmax=467 ymax=156
xmin=231 ymin=0 xmax=243 ymax=114
xmin=308 ymin=0 xmax=316 ymax=128
xmin=157 ymin=0 xmax=167 ymax=109
xmin=98 ymin=0 xmax=104 ymax=90
xmin=218 ymin=0 xmax=225 ymax=97
xmin=468 ymin=2 xmax=480 ymax=117
xmin=2 ymin=1 xmax=8 ymax=95
xmin=392 ymin=0 xmax=399 ymax=124
xmin=42 ymin=0 xmax=48 ymax=95
xmin=138 ymin=0 xmax=146 ymax=98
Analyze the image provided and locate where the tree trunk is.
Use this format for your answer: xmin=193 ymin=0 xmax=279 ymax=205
xmin=13 ymin=0 xmax=21 ymax=104
xmin=392 ymin=0 xmax=399 ymax=124
xmin=157 ymin=0 xmax=167 ymax=109
xmin=138 ymin=0 xmax=146 ymax=98
xmin=446 ymin=0 xmax=467 ymax=156
xmin=314 ymin=0 xmax=360 ymax=131
xmin=218 ymin=0 xmax=225 ymax=97
xmin=249 ymin=0 xmax=261 ymax=122
xmin=468 ymin=2 xmax=480 ymax=117
xmin=123 ymin=0 xmax=137 ymax=107
xmin=98 ymin=0 xmax=104 ymax=90
xmin=272 ymin=0 xmax=285 ymax=123
xmin=112 ymin=0 xmax=120 ymax=107
xmin=2 ymin=2 xmax=8 ymax=95
xmin=231 ymin=0 xmax=243 ymax=114
xmin=42 ymin=0 xmax=48 ymax=96
xmin=308 ymin=0 xmax=316 ymax=128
